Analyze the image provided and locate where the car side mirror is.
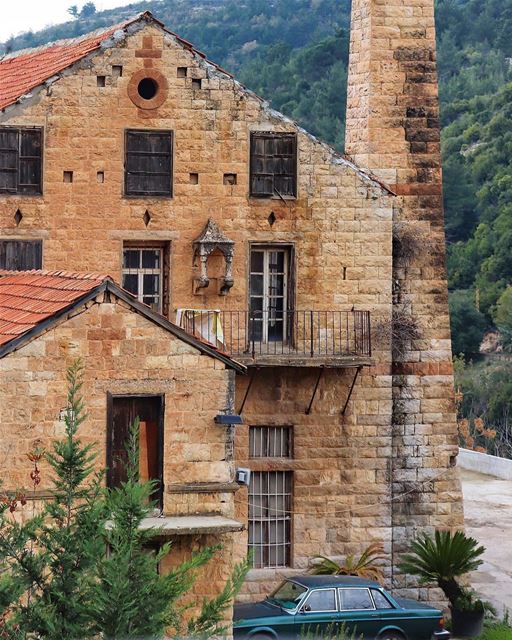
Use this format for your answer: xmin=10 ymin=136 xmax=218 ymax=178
xmin=301 ymin=604 xmax=311 ymax=613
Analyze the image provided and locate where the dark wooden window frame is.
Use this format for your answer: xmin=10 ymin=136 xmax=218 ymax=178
xmin=121 ymin=240 xmax=171 ymax=317
xmin=106 ymin=393 xmax=165 ymax=510
xmin=0 ymin=126 xmax=43 ymax=196
xmin=249 ymin=131 xmax=298 ymax=199
xmin=124 ymin=129 xmax=173 ymax=198
xmin=0 ymin=239 xmax=43 ymax=271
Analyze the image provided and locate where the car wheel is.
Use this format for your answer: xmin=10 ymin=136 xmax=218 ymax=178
xmin=378 ymin=632 xmax=406 ymax=640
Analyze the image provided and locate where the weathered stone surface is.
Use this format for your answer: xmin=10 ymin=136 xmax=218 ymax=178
xmin=346 ymin=0 xmax=464 ymax=600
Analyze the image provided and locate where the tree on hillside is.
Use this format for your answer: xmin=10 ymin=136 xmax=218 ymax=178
xmin=449 ymin=290 xmax=487 ymax=356
xmin=493 ymin=286 xmax=512 ymax=350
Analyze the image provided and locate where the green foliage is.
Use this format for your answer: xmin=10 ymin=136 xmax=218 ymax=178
xmin=454 ymin=357 xmax=512 ymax=458
xmin=454 ymin=588 xmax=496 ymax=616
xmin=493 ymin=286 xmax=512 ymax=349
xmin=309 ymin=543 xmax=386 ymax=583
xmin=480 ymin=612 xmax=512 ymax=640
xmin=0 ymin=359 xmax=107 ymax=639
xmin=400 ymin=530 xmax=485 ymax=608
xmin=0 ymin=362 xmax=247 ymax=639
xmin=449 ymin=290 xmax=487 ymax=356
xmin=95 ymin=417 xmax=249 ymax=639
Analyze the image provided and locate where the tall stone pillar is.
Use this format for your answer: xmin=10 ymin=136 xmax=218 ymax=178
xmin=345 ymin=0 xmax=464 ymax=596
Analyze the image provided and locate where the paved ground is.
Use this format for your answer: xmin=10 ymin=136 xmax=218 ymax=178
xmin=461 ymin=468 xmax=512 ymax=615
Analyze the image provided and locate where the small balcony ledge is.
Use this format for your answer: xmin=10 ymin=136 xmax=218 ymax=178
xmin=177 ymin=309 xmax=371 ymax=367
xmin=106 ymin=515 xmax=245 ymax=537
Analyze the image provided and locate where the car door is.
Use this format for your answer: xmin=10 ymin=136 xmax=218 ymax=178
xmin=294 ymin=588 xmax=338 ymax=638
xmin=370 ymin=589 xmax=431 ymax=640
xmin=337 ymin=588 xmax=377 ymax=638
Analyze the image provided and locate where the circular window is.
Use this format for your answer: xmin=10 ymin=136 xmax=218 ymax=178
xmin=137 ymin=77 xmax=158 ymax=100
xmin=128 ymin=69 xmax=168 ymax=110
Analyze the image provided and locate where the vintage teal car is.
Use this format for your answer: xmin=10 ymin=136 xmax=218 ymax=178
xmin=233 ymin=576 xmax=450 ymax=640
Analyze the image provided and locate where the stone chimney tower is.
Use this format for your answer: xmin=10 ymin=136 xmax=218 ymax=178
xmin=345 ymin=0 xmax=464 ymax=594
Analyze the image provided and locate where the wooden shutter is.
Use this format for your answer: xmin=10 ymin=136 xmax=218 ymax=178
xmin=18 ymin=129 xmax=43 ymax=194
xmin=125 ymin=130 xmax=173 ymax=196
xmin=0 ymin=128 xmax=42 ymax=195
xmin=250 ymin=133 xmax=297 ymax=198
xmin=0 ymin=129 xmax=18 ymax=193
xmin=0 ymin=240 xmax=42 ymax=270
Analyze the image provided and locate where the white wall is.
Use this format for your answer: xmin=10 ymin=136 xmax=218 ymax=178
xmin=458 ymin=448 xmax=512 ymax=480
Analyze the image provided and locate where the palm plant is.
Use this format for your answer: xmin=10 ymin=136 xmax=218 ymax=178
xmin=399 ymin=530 xmax=485 ymax=608
xmin=309 ymin=543 xmax=386 ymax=583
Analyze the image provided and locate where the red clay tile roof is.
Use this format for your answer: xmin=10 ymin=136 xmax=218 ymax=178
xmin=0 ymin=11 xmax=232 ymax=112
xmin=0 ymin=270 xmax=108 ymax=346
xmin=0 ymin=22 xmax=130 ymax=111
xmin=0 ymin=269 xmax=245 ymax=372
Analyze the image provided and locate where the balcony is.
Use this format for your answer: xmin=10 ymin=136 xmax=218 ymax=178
xmin=177 ymin=309 xmax=372 ymax=367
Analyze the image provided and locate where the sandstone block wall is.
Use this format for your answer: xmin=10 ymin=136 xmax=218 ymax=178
xmin=0 ymin=18 xmax=399 ymax=599
xmin=0 ymin=295 xmax=243 ymax=617
xmin=345 ymin=0 xmax=464 ymax=599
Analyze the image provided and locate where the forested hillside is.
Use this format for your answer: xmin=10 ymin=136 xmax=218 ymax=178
xmin=2 ymin=0 xmax=512 ymax=453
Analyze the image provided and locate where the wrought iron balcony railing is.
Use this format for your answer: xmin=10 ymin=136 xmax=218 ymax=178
xmin=177 ymin=309 xmax=371 ymax=362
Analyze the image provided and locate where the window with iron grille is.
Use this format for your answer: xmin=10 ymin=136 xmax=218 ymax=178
xmin=249 ymin=426 xmax=292 ymax=458
xmin=248 ymin=426 xmax=293 ymax=569
xmin=122 ymin=245 xmax=168 ymax=314
xmin=0 ymin=239 xmax=42 ymax=270
xmin=0 ymin=128 xmax=43 ymax=195
xmin=249 ymin=471 xmax=293 ymax=569
xmin=250 ymin=132 xmax=297 ymax=198
xmin=124 ymin=130 xmax=173 ymax=196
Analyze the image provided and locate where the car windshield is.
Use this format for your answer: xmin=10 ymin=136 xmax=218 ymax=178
xmin=267 ymin=580 xmax=308 ymax=610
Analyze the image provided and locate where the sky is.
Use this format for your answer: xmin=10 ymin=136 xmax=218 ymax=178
xmin=0 ymin=0 xmax=139 ymax=43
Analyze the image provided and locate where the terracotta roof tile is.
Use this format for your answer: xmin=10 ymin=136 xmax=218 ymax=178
xmin=0 ymin=21 xmax=130 ymax=111
xmin=0 ymin=11 xmax=232 ymax=112
xmin=0 ymin=270 xmax=108 ymax=346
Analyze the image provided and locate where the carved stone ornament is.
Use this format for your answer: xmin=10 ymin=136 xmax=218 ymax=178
xmin=193 ymin=218 xmax=235 ymax=294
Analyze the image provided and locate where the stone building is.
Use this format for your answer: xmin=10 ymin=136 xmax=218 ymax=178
xmin=0 ymin=0 xmax=462 ymax=607
xmin=0 ymin=269 xmax=245 ymax=611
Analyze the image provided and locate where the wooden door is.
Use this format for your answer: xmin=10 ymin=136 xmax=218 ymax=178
xmin=107 ymin=395 xmax=164 ymax=509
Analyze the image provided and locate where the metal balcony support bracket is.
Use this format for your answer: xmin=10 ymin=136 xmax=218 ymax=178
xmin=341 ymin=366 xmax=362 ymax=416
xmin=238 ymin=367 xmax=259 ymax=415
xmin=305 ymin=366 xmax=325 ymax=415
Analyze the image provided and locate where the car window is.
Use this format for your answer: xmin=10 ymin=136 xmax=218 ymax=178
xmin=269 ymin=580 xmax=307 ymax=609
xmin=304 ymin=589 xmax=337 ymax=612
xmin=371 ymin=589 xmax=394 ymax=609
xmin=338 ymin=588 xmax=374 ymax=611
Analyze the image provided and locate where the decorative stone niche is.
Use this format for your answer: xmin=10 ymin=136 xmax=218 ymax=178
xmin=193 ymin=219 xmax=235 ymax=295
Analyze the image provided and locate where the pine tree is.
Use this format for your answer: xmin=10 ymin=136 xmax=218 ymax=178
xmin=94 ymin=418 xmax=249 ymax=639
xmin=0 ymin=360 xmax=106 ymax=640
xmin=0 ymin=360 xmax=248 ymax=640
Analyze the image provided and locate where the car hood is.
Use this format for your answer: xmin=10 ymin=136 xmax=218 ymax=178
xmin=234 ymin=600 xmax=287 ymax=622
xmin=395 ymin=597 xmax=441 ymax=614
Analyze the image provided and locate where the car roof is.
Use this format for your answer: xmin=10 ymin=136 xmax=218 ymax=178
xmin=287 ymin=575 xmax=381 ymax=589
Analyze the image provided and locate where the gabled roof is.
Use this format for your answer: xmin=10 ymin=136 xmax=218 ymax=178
xmin=0 ymin=270 xmax=245 ymax=372
xmin=0 ymin=11 xmax=231 ymax=112
xmin=0 ymin=11 xmax=394 ymax=195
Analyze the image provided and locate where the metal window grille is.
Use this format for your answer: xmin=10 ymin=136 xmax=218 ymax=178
xmin=122 ymin=247 xmax=163 ymax=313
xmin=249 ymin=426 xmax=292 ymax=458
xmin=249 ymin=470 xmax=292 ymax=568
